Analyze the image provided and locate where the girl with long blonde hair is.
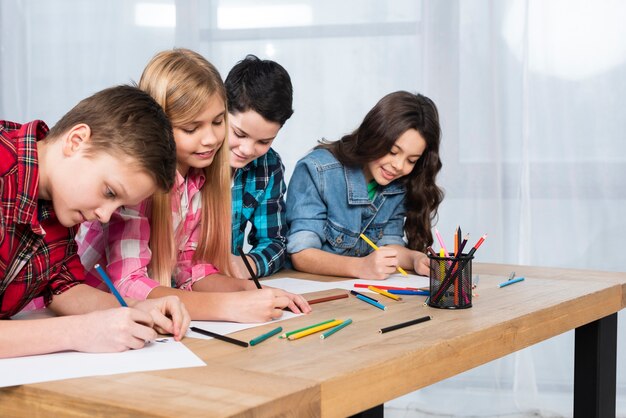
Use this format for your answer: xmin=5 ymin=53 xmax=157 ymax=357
xmin=77 ymin=49 xmax=310 ymax=322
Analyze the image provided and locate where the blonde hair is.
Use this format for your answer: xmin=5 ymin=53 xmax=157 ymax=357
xmin=139 ymin=48 xmax=232 ymax=286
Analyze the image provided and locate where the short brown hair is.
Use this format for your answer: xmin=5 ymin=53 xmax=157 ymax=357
xmin=48 ymin=85 xmax=176 ymax=192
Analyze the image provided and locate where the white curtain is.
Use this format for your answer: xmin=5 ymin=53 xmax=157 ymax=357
xmin=2 ymin=1 xmax=624 ymax=416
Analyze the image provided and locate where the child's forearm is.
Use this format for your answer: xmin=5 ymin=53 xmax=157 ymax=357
xmin=48 ymin=284 xmax=123 ymax=316
xmin=0 ymin=316 xmax=80 ymax=358
xmin=147 ymin=284 xmax=251 ymax=321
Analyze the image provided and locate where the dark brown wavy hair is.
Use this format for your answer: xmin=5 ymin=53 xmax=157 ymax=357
xmin=317 ymin=91 xmax=444 ymax=251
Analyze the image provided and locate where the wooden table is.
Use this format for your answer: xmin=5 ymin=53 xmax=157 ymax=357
xmin=1 ymin=264 xmax=624 ymax=417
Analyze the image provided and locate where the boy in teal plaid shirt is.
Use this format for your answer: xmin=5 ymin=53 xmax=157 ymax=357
xmin=226 ymin=55 xmax=294 ymax=278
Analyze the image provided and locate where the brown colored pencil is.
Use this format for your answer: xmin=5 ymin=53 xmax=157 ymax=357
xmin=307 ymin=293 xmax=349 ymax=305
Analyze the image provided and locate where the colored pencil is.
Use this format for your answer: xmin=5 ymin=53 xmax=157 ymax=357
xmin=190 ymin=326 xmax=249 ymax=348
xmin=288 ymin=319 xmax=343 ymax=340
xmin=379 ymin=315 xmax=432 ymax=334
xmin=94 ymin=264 xmax=127 ymax=307
xmin=237 ymin=246 xmax=262 ymax=289
xmin=355 ymin=294 xmax=386 ymax=310
xmin=280 ymin=319 xmax=336 ymax=339
xmin=387 ymin=289 xmax=429 ymax=296
xmin=367 ymin=285 xmax=402 ymax=301
xmin=354 ymin=284 xmax=421 ymax=291
xmin=434 ymin=228 xmax=448 ymax=256
xmin=320 ymin=319 xmax=353 ymax=339
xmin=350 ymin=290 xmax=379 ymax=303
xmin=426 ymin=246 xmax=438 ymax=257
xmin=359 ymin=233 xmax=408 ymax=276
xmin=249 ymin=326 xmax=282 ymax=346
xmin=498 ymin=277 xmax=525 ymax=288
xmin=307 ymin=293 xmax=349 ymax=305
xmin=431 ymin=234 xmax=487 ymax=304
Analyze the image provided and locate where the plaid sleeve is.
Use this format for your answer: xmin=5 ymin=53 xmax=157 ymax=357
xmin=247 ymin=156 xmax=288 ymax=277
xmin=45 ymin=250 xmax=85 ymax=305
xmin=172 ymin=220 xmax=220 ymax=290
xmin=100 ymin=203 xmax=159 ymax=300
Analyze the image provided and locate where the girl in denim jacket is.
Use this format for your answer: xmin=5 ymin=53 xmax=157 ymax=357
xmin=286 ymin=91 xmax=443 ymax=280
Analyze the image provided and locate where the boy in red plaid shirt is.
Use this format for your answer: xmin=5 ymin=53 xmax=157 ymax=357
xmin=0 ymin=85 xmax=190 ymax=358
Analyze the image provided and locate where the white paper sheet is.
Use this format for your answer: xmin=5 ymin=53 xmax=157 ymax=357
xmin=188 ymin=310 xmax=301 ymax=339
xmin=0 ymin=337 xmax=205 ymax=388
xmin=331 ymin=273 xmax=430 ymax=292
xmin=263 ymin=274 xmax=430 ymax=295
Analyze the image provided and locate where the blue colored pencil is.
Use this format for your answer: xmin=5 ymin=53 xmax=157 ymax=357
xmin=498 ymin=277 xmax=525 ymax=288
xmin=355 ymin=294 xmax=386 ymax=310
xmin=94 ymin=264 xmax=127 ymax=307
xmin=387 ymin=289 xmax=430 ymax=296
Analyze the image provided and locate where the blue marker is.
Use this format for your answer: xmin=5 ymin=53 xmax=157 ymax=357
xmin=94 ymin=264 xmax=128 ymax=307
xmin=498 ymin=277 xmax=525 ymax=288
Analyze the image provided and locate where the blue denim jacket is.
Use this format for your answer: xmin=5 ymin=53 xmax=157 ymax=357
xmin=286 ymin=149 xmax=406 ymax=257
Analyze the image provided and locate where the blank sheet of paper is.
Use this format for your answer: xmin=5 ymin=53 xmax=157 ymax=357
xmin=0 ymin=338 xmax=205 ymax=388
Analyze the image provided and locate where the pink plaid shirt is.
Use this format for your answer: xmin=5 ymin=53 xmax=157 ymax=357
xmin=75 ymin=168 xmax=219 ymax=300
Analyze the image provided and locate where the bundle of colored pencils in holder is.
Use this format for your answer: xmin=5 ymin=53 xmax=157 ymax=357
xmin=430 ymin=233 xmax=487 ymax=305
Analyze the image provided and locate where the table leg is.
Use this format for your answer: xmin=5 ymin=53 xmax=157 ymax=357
xmin=349 ymin=404 xmax=384 ymax=418
xmin=574 ymin=313 xmax=617 ymax=418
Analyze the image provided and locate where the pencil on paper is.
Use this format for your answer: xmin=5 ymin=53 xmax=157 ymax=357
xmin=359 ymin=233 xmax=408 ymax=276
xmin=237 ymin=246 xmax=262 ymax=289
xmin=379 ymin=315 xmax=432 ymax=334
xmin=190 ymin=326 xmax=249 ymax=348
xmin=320 ymin=319 xmax=353 ymax=339
xmin=94 ymin=264 xmax=127 ymax=307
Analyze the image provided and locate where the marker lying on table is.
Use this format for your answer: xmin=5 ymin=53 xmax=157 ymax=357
xmin=359 ymin=233 xmax=408 ymax=276
xmin=379 ymin=315 xmax=432 ymax=334
xmin=190 ymin=326 xmax=249 ymax=348
xmin=498 ymin=277 xmax=525 ymax=288
xmin=94 ymin=264 xmax=127 ymax=307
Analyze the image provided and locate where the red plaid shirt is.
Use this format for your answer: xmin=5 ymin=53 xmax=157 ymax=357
xmin=0 ymin=120 xmax=85 ymax=318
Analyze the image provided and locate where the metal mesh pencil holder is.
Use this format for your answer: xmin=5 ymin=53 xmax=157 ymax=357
xmin=427 ymin=253 xmax=473 ymax=309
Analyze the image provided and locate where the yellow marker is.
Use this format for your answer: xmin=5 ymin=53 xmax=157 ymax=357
xmin=367 ymin=285 xmax=401 ymax=301
xmin=287 ymin=319 xmax=344 ymax=341
xmin=359 ymin=233 xmax=408 ymax=276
